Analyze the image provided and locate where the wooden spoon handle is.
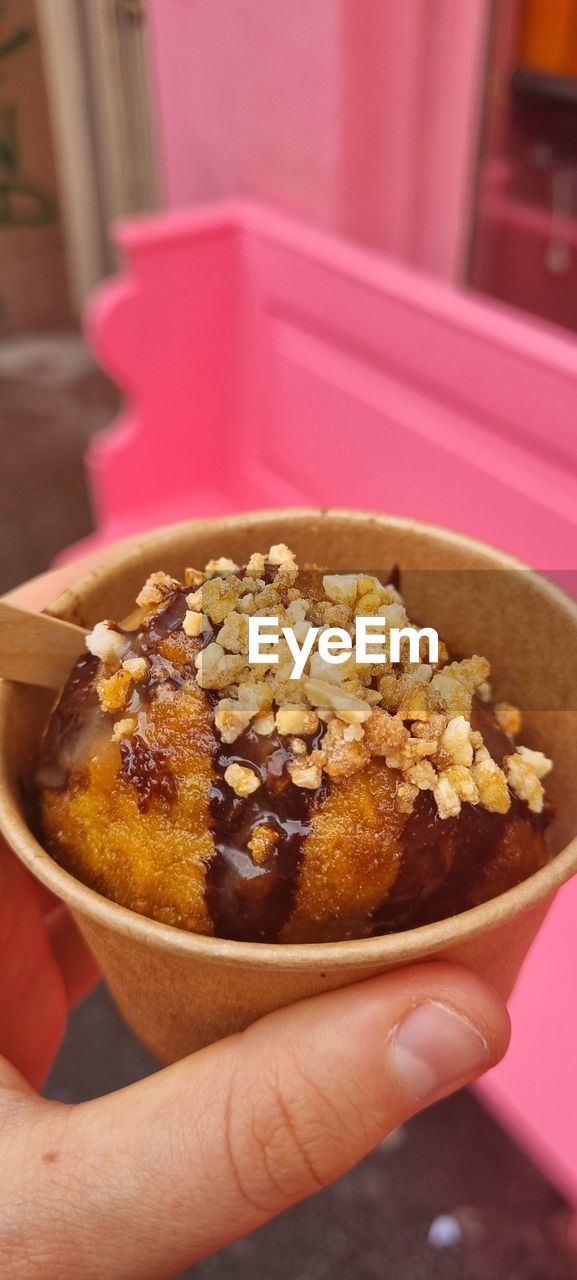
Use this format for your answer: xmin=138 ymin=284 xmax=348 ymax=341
xmin=0 ymin=601 xmax=87 ymax=689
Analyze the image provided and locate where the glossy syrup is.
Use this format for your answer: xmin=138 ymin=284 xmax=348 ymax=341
xmin=206 ymin=724 xmax=327 ymax=942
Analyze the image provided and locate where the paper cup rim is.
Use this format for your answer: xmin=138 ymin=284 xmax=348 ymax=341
xmin=2 ymin=506 xmax=577 ymax=972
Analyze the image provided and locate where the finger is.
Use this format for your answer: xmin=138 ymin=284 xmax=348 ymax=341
xmin=0 ymin=860 xmax=97 ymax=1012
xmin=1 ymin=537 xmax=138 ymax=1023
xmin=0 ymin=849 xmax=68 ymax=1091
xmin=1 ymin=963 xmax=509 ymax=1279
xmin=46 ymin=908 xmax=100 ymax=1007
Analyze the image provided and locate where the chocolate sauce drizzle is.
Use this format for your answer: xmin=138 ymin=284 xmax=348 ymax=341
xmin=375 ymin=789 xmax=545 ymax=933
xmin=124 ymin=590 xmax=190 ymax=704
xmin=36 ymin=652 xmax=101 ymax=790
xmin=201 ymin=563 xmax=329 ymax=940
xmin=119 ymin=736 xmax=177 ymax=811
xmin=115 ymin=590 xmax=190 ymax=809
xmin=206 ymin=723 xmax=327 ymax=942
xmin=37 ymin=592 xmax=191 ymax=801
xmin=126 ymin=582 xmax=326 ymax=939
xmin=372 ymin=698 xmax=549 ymax=934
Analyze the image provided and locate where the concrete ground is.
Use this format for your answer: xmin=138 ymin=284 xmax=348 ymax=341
xmin=2 ymin=333 xmax=577 ymax=1279
xmin=0 ymin=334 xmax=119 ymax=590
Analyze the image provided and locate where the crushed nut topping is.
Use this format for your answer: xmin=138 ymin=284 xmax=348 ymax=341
xmin=505 ymin=750 xmax=549 ymax=814
xmin=494 ymin=702 xmax=523 ymax=738
xmin=204 ymin=557 xmax=239 ymax=576
xmin=136 ymin=571 xmax=180 ymax=610
xmin=183 ymin=610 xmax=205 ymax=639
xmin=275 ymin=705 xmax=319 ymax=736
xmin=287 ymin=753 xmax=325 ymax=790
xmin=122 ymin=656 xmax=149 ymax=681
xmin=86 ymin=621 xmax=128 ymax=667
xmin=247 ymin=824 xmax=279 ymax=863
xmin=86 ymin=543 xmax=553 ymax=820
xmin=268 ymin=543 xmax=297 ymax=567
xmin=97 ymin=668 xmax=132 ymax=714
xmin=111 ymin=716 xmax=137 ymax=743
xmin=224 ymin=763 xmax=260 ymax=797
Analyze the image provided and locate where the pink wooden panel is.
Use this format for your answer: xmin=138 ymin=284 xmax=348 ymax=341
xmin=478 ymin=878 xmax=577 ymax=1205
xmin=85 ymin=202 xmax=577 ymax=565
xmin=86 ymin=220 xmax=243 ymax=530
xmin=79 ymin=201 xmax=577 ymax=1199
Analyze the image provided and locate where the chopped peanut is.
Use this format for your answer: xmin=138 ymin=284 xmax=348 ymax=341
xmin=183 ymin=610 xmax=205 ymax=638
xmin=224 ymin=763 xmax=260 ymax=797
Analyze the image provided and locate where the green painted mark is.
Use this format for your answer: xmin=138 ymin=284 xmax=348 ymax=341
xmin=0 ymin=7 xmax=57 ymax=227
xmin=0 ymin=27 xmax=33 ymax=66
xmin=0 ymin=104 xmax=58 ymax=226
xmin=0 ymin=1 xmax=34 ymax=78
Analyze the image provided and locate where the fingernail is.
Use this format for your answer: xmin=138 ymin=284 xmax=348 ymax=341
xmin=390 ymin=1000 xmax=489 ymax=1100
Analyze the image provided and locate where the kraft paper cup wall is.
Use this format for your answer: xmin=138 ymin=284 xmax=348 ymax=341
xmin=0 ymin=510 xmax=576 ymax=1064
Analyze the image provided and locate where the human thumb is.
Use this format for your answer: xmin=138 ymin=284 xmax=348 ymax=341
xmin=0 ymin=962 xmax=509 ymax=1279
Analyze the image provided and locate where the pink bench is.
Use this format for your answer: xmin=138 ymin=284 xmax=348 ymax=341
xmin=78 ymin=201 xmax=577 ymax=1199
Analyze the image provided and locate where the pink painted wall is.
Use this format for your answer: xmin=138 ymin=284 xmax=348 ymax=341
xmin=147 ymin=0 xmax=490 ymax=282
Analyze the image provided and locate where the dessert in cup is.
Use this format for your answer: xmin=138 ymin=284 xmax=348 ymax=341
xmin=1 ymin=510 xmax=576 ymax=1061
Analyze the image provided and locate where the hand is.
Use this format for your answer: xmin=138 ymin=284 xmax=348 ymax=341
xmin=0 ymin=553 xmax=511 ymax=1279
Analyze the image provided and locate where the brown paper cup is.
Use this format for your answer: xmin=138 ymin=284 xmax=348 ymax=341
xmin=1 ymin=509 xmax=577 ymax=1063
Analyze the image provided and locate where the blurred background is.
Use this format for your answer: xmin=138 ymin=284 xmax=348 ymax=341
xmin=2 ymin=1 xmax=577 ymax=1276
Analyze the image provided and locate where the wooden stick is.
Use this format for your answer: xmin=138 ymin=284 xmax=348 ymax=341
xmin=0 ymin=601 xmax=87 ymax=689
